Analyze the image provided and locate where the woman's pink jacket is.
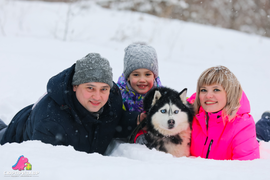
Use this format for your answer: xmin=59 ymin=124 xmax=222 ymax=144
xmin=187 ymin=92 xmax=260 ymax=160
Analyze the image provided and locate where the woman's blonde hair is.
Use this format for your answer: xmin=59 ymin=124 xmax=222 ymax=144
xmin=194 ymin=66 xmax=242 ymax=121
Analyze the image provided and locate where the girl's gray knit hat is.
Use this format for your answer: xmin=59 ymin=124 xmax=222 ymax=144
xmin=72 ymin=53 xmax=113 ymax=88
xmin=123 ymin=42 xmax=158 ymax=79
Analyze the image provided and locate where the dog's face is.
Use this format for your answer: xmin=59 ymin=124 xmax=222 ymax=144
xmin=151 ymin=101 xmax=189 ymax=136
xmin=145 ymin=88 xmax=192 ymax=136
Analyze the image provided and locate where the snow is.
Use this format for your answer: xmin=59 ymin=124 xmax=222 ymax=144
xmin=0 ymin=0 xmax=270 ymax=179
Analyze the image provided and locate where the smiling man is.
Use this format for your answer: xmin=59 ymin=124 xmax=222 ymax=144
xmin=73 ymin=82 xmax=110 ymax=113
xmin=0 ymin=53 xmax=139 ymax=155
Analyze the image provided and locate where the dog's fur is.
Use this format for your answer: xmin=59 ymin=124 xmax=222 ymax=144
xmin=143 ymin=87 xmax=194 ymax=157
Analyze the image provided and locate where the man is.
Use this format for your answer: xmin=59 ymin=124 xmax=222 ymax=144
xmin=0 ymin=53 xmax=139 ymax=155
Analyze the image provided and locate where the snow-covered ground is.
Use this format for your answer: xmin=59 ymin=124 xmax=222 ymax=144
xmin=0 ymin=1 xmax=270 ymax=179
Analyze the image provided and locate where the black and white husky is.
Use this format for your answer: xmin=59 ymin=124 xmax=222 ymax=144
xmin=143 ymin=87 xmax=194 ymax=157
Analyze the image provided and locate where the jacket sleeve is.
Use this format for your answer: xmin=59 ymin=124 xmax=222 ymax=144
xmin=114 ymin=110 xmax=139 ymax=138
xmin=111 ymin=81 xmax=139 ymax=138
xmin=31 ymin=118 xmax=68 ymax=146
xmin=232 ymin=114 xmax=260 ymax=160
xmin=1 ymin=104 xmax=34 ymax=145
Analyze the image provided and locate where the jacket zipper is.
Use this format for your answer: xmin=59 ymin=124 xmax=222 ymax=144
xmin=204 ymin=136 xmax=208 ymax=145
xmin=206 ymin=139 xmax=213 ymax=159
xmin=91 ymin=114 xmax=100 ymax=151
xmin=206 ymin=113 xmax=209 ymax=130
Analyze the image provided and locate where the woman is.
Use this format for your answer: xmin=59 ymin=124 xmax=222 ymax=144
xmin=188 ymin=66 xmax=259 ymax=160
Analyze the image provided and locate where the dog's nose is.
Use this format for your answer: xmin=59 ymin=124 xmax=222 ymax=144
xmin=168 ymin=119 xmax=175 ymax=124
xmin=168 ymin=119 xmax=175 ymax=129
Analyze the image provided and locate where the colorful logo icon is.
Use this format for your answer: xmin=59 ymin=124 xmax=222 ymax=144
xmin=12 ymin=155 xmax=32 ymax=171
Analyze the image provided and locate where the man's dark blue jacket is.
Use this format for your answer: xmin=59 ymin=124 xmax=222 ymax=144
xmin=1 ymin=64 xmax=138 ymax=155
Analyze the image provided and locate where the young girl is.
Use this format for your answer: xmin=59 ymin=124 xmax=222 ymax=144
xmin=117 ymin=42 xmax=162 ymax=142
xmin=188 ymin=66 xmax=260 ymax=160
xmin=117 ymin=42 xmax=162 ymax=112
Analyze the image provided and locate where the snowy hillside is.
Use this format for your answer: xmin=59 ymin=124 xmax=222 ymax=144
xmin=0 ymin=1 xmax=270 ymax=179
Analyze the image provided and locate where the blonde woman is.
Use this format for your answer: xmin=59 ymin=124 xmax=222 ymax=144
xmin=187 ymin=66 xmax=259 ymax=160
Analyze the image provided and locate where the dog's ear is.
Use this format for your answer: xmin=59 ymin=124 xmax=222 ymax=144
xmin=151 ymin=90 xmax=162 ymax=106
xmin=179 ymin=88 xmax=187 ymax=105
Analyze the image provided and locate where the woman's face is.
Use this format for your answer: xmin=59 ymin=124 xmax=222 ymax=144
xmin=199 ymin=84 xmax=227 ymax=113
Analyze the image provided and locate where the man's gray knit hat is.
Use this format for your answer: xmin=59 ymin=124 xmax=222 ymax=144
xmin=72 ymin=53 xmax=113 ymax=88
xmin=123 ymin=42 xmax=158 ymax=79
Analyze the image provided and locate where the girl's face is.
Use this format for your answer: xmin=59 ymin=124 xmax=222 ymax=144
xmin=128 ymin=68 xmax=155 ymax=94
xmin=199 ymin=84 xmax=227 ymax=113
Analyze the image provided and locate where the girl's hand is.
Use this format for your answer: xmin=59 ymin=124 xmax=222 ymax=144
xmin=137 ymin=113 xmax=147 ymax=125
xmin=137 ymin=113 xmax=147 ymax=130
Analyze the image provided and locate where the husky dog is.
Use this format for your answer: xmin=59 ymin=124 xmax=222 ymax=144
xmin=143 ymin=87 xmax=194 ymax=157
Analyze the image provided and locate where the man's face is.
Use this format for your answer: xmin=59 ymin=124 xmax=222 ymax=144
xmin=73 ymin=82 xmax=110 ymax=113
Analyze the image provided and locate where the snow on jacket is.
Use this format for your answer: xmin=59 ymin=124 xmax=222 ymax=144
xmin=188 ymin=92 xmax=260 ymax=160
xmin=117 ymin=73 xmax=162 ymax=112
xmin=1 ymin=64 xmax=139 ymax=155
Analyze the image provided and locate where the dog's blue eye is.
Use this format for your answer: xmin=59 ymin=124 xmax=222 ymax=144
xmin=160 ymin=109 xmax=167 ymax=113
xmin=174 ymin=110 xmax=179 ymax=114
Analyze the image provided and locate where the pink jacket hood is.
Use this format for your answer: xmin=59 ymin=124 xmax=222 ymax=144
xmin=237 ymin=91 xmax=250 ymax=115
